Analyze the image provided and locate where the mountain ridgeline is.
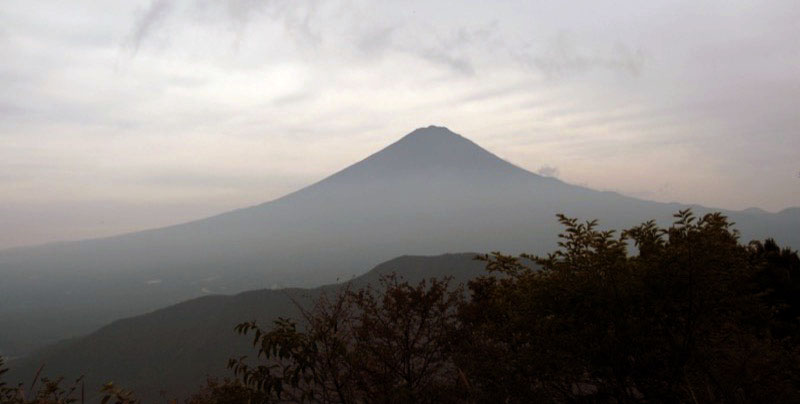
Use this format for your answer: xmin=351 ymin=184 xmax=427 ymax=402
xmin=1 ymin=126 xmax=798 ymax=357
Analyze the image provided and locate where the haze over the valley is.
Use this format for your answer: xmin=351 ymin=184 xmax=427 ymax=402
xmin=2 ymin=1 xmax=799 ymax=249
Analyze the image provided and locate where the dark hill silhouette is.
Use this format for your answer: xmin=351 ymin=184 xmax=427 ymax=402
xmin=1 ymin=125 xmax=797 ymax=356
xmin=7 ymin=253 xmax=486 ymax=402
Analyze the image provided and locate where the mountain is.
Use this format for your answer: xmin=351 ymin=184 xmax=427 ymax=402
xmin=1 ymin=125 xmax=798 ymax=357
xmin=7 ymin=253 xmax=487 ymax=402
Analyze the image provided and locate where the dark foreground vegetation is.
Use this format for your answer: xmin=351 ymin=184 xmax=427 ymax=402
xmin=2 ymin=210 xmax=799 ymax=403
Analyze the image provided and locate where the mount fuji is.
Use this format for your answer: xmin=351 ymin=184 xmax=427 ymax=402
xmin=1 ymin=126 xmax=797 ymax=356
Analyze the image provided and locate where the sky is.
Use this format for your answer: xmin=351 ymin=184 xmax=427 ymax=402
xmin=1 ymin=0 xmax=799 ymax=249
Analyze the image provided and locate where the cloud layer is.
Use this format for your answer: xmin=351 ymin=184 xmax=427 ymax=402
xmin=1 ymin=0 xmax=799 ymax=248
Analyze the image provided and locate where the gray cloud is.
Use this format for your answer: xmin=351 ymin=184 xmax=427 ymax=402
xmin=410 ymin=23 xmax=501 ymax=75
xmin=415 ymin=49 xmax=475 ymax=75
xmin=128 ymin=0 xmax=173 ymax=53
xmin=124 ymin=0 xmax=495 ymax=76
xmin=355 ymin=25 xmax=397 ymax=57
xmin=127 ymin=0 xmax=324 ymax=55
xmin=522 ymin=32 xmax=645 ymax=78
xmin=0 ymin=101 xmax=32 ymax=119
xmin=536 ymin=165 xmax=560 ymax=178
xmin=271 ymin=91 xmax=315 ymax=106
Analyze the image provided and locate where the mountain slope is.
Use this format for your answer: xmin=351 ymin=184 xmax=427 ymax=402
xmin=7 ymin=253 xmax=486 ymax=401
xmin=1 ymin=126 xmax=797 ymax=356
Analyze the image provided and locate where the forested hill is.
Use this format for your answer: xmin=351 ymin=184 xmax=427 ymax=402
xmin=7 ymin=253 xmax=486 ymax=401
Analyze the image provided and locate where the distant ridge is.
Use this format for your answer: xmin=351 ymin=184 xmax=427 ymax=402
xmin=1 ymin=125 xmax=797 ymax=357
xmin=779 ymin=207 xmax=800 ymax=216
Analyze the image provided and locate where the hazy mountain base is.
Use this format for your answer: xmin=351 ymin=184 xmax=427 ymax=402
xmin=1 ymin=126 xmax=798 ymax=356
xmin=7 ymin=254 xmax=487 ymax=402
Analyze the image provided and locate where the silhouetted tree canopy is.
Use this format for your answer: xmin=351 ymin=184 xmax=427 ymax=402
xmin=458 ymin=210 xmax=800 ymax=402
xmin=228 ymin=274 xmax=464 ymax=403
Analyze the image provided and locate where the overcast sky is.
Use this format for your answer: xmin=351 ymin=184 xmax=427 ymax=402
xmin=1 ymin=0 xmax=799 ymax=249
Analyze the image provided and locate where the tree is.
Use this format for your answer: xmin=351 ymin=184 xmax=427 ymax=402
xmin=0 ymin=357 xmax=86 ymax=404
xmin=456 ymin=210 xmax=800 ymax=403
xmin=748 ymin=238 xmax=800 ymax=342
xmin=184 ymin=378 xmax=264 ymax=404
xmin=228 ymin=275 xmax=465 ymax=403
